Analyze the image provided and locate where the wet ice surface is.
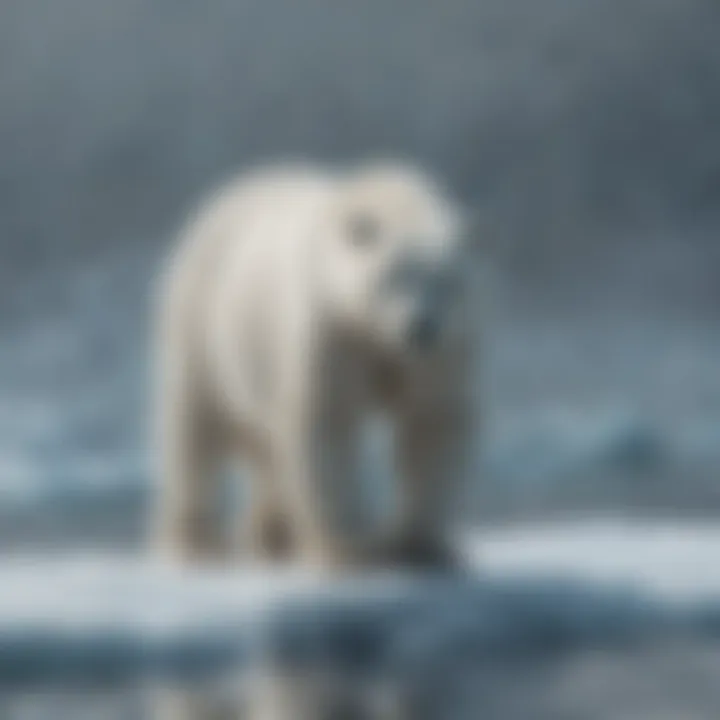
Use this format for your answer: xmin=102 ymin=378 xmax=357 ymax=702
xmin=0 ymin=522 xmax=720 ymax=718
xmin=4 ymin=645 xmax=720 ymax=720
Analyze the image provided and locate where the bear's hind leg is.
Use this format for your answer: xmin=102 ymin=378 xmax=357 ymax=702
xmin=152 ymin=378 xmax=228 ymax=563
xmin=238 ymin=453 xmax=296 ymax=563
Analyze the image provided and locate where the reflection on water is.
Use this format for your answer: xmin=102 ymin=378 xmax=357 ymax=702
xmin=5 ymin=641 xmax=720 ymax=720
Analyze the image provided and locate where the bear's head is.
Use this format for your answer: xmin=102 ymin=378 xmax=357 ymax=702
xmin=315 ymin=161 xmax=477 ymax=361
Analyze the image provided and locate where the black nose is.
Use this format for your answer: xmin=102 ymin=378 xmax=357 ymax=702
xmin=407 ymin=314 xmax=439 ymax=351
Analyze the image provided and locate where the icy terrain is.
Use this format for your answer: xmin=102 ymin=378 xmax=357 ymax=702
xmin=1 ymin=522 xmax=720 ymax=718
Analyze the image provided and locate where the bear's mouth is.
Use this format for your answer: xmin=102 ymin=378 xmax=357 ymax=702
xmin=405 ymin=313 xmax=441 ymax=353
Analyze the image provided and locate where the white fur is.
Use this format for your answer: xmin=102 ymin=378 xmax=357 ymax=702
xmin=151 ymin=160 xmax=481 ymax=570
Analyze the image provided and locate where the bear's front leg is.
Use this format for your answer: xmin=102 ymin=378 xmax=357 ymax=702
xmin=390 ymin=391 xmax=476 ymax=572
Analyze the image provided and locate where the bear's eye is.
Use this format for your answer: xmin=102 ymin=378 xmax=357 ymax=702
xmin=346 ymin=211 xmax=381 ymax=249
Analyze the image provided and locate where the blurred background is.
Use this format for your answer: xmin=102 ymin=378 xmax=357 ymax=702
xmin=1 ymin=0 xmax=720 ymax=717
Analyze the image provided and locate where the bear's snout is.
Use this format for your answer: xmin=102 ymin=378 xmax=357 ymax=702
xmin=406 ymin=311 xmax=441 ymax=352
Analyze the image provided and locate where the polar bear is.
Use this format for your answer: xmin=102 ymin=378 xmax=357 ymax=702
xmin=151 ymin=160 xmax=482 ymax=571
